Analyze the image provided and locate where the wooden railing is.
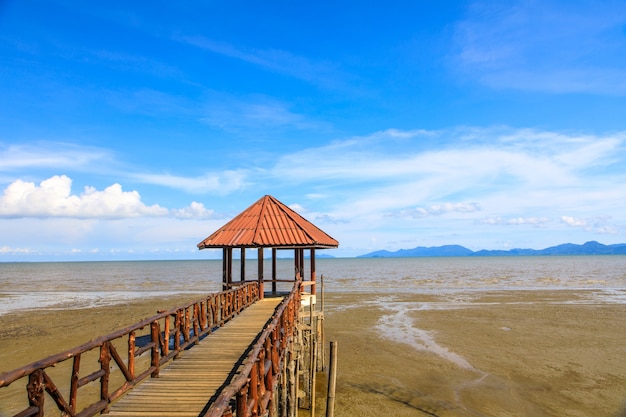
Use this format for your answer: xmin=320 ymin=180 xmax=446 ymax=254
xmin=205 ymin=280 xmax=302 ymax=417
xmin=0 ymin=282 xmax=260 ymax=417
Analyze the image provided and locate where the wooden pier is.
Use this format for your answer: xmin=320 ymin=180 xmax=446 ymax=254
xmin=106 ymin=296 xmax=284 ymax=417
xmin=0 ymin=281 xmax=315 ymax=417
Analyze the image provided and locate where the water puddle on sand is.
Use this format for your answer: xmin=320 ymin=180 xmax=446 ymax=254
xmin=373 ymin=297 xmax=490 ymax=415
xmin=0 ymin=291 xmax=209 ymax=316
xmin=374 ymin=298 xmax=475 ymax=370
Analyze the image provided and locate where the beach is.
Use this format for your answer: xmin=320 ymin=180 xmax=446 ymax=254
xmin=319 ymin=290 xmax=626 ymax=417
xmin=2 ymin=289 xmax=626 ymax=416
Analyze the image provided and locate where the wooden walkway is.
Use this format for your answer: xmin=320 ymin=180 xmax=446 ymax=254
xmin=106 ymin=296 xmax=284 ymax=417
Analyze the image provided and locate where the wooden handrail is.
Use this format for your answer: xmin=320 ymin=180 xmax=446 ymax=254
xmin=0 ymin=282 xmax=260 ymax=417
xmin=204 ymin=279 xmax=302 ymax=416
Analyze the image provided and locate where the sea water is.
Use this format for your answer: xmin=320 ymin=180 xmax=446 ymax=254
xmin=1 ymin=256 xmax=625 ymax=316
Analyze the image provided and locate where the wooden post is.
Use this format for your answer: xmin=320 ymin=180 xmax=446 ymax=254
xmin=100 ymin=343 xmax=111 ymax=408
xmin=310 ymin=248 xmax=316 ymax=295
xmin=150 ymin=321 xmax=160 ymax=377
xmin=309 ymin=301 xmax=317 ymax=417
xmin=294 ymin=249 xmax=301 ymax=281
xmin=320 ymin=274 xmax=326 ymax=372
xmin=70 ymin=355 xmax=81 ymax=414
xmin=299 ymin=249 xmax=305 ymax=281
xmin=258 ymin=247 xmax=264 ymax=299
xmin=128 ymin=332 xmax=136 ymax=377
xmin=272 ymin=248 xmax=277 ymax=294
xmin=222 ymin=248 xmax=227 ymax=291
xmin=241 ymin=247 xmax=246 ymax=283
xmin=27 ymin=370 xmax=45 ymax=417
xmin=287 ymin=350 xmax=297 ymax=417
xmin=326 ymin=341 xmax=337 ymax=417
xmin=237 ymin=387 xmax=248 ymax=417
xmin=224 ymin=248 xmax=233 ymax=291
xmin=282 ymin=350 xmax=289 ymax=417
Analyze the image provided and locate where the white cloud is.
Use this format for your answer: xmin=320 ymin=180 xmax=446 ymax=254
xmin=0 ymin=175 xmax=168 ymax=218
xmin=176 ymin=36 xmax=345 ymax=89
xmin=0 ymin=142 xmax=112 ymax=171
xmin=0 ymin=246 xmax=34 ymax=254
xmin=171 ymin=202 xmax=216 ymax=219
xmin=3 ymin=125 xmax=625 ymax=258
xmin=561 ymin=215 xmax=587 ymax=228
xmin=480 ymin=216 xmax=552 ymax=227
xmin=131 ymin=171 xmax=249 ymax=194
xmin=288 ymin=203 xmax=305 ymax=213
xmin=561 ymin=215 xmax=619 ymax=234
xmin=264 ymin=126 xmax=626 ymax=254
xmin=200 ymin=96 xmax=320 ymax=131
xmin=387 ymin=202 xmax=481 ymax=218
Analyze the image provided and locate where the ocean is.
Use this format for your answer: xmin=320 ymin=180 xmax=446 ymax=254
xmin=1 ymin=256 xmax=625 ymax=316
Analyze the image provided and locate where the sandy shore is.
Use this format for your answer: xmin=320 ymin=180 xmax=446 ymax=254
xmin=2 ymin=290 xmax=626 ymax=417
xmin=0 ymin=294 xmax=198 ymax=374
xmin=317 ymin=290 xmax=626 ymax=417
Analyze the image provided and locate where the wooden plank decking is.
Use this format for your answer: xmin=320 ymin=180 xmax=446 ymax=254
xmin=106 ymin=296 xmax=284 ymax=417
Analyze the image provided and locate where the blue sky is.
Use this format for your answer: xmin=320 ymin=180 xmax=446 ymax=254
xmin=2 ymin=0 xmax=626 ymax=260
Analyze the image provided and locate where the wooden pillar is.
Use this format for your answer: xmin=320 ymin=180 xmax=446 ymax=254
xmin=299 ymin=249 xmax=305 ymax=280
xmin=272 ymin=248 xmax=277 ymax=294
xmin=240 ymin=247 xmax=246 ymax=283
xmin=310 ymin=248 xmax=316 ymax=295
xmin=258 ymin=248 xmax=264 ymax=299
xmin=222 ymin=248 xmax=228 ymax=291
xmin=227 ymin=248 xmax=233 ymax=290
xmin=294 ymin=249 xmax=301 ymax=281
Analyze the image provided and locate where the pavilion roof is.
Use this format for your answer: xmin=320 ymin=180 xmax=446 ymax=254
xmin=197 ymin=195 xmax=339 ymax=249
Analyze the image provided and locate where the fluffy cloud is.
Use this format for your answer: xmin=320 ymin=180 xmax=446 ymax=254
xmin=0 ymin=142 xmax=112 ymax=171
xmin=0 ymin=246 xmax=34 ymax=254
xmin=0 ymin=175 xmax=215 ymax=219
xmin=171 ymin=201 xmax=216 ymax=219
xmin=131 ymin=171 xmax=249 ymax=195
xmin=561 ymin=215 xmax=618 ymax=234
xmin=479 ymin=216 xmax=552 ymax=227
xmin=387 ymin=202 xmax=481 ymax=218
xmin=271 ymin=127 xmax=626 ymax=221
xmin=561 ymin=216 xmax=588 ymax=228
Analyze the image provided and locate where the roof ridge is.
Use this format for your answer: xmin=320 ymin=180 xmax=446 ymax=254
xmin=274 ymin=197 xmax=323 ymax=244
xmin=252 ymin=195 xmax=270 ymax=244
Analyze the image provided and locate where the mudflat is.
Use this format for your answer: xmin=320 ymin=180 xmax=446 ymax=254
xmin=0 ymin=294 xmax=197 ymax=374
xmin=318 ymin=290 xmax=626 ymax=417
xmin=2 ymin=290 xmax=626 ymax=417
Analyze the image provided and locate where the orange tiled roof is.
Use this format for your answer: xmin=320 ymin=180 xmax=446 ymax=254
xmin=197 ymin=195 xmax=339 ymax=249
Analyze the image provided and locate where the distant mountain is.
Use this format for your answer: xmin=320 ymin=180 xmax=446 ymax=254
xmin=474 ymin=241 xmax=626 ymax=256
xmin=358 ymin=241 xmax=626 ymax=258
xmin=358 ymin=244 xmax=473 ymax=258
xmin=306 ymin=253 xmax=335 ymax=259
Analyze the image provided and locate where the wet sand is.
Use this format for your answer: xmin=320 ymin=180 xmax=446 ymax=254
xmin=0 ymin=294 xmax=197 ymax=373
xmin=2 ymin=290 xmax=626 ymax=417
xmin=318 ymin=291 xmax=626 ymax=417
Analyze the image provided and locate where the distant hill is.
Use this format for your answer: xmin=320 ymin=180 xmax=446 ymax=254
xmin=306 ymin=253 xmax=335 ymax=259
xmin=358 ymin=241 xmax=626 ymax=258
xmin=358 ymin=244 xmax=473 ymax=257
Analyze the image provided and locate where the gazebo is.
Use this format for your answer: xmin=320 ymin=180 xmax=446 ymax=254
xmin=197 ymin=195 xmax=339 ymax=298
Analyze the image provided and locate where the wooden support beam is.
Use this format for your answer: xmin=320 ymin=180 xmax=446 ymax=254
xmin=222 ymin=248 xmax=228 ymax=291
xmin=258 ymin=248 xmax=264 ymax=299
xmin=240 ymin=247 xmax=246 ymax=283
xmin=272 ymin=248 xmax=277 ymax=294
xmin=310 ymin=248 xmax=316 ymax=295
